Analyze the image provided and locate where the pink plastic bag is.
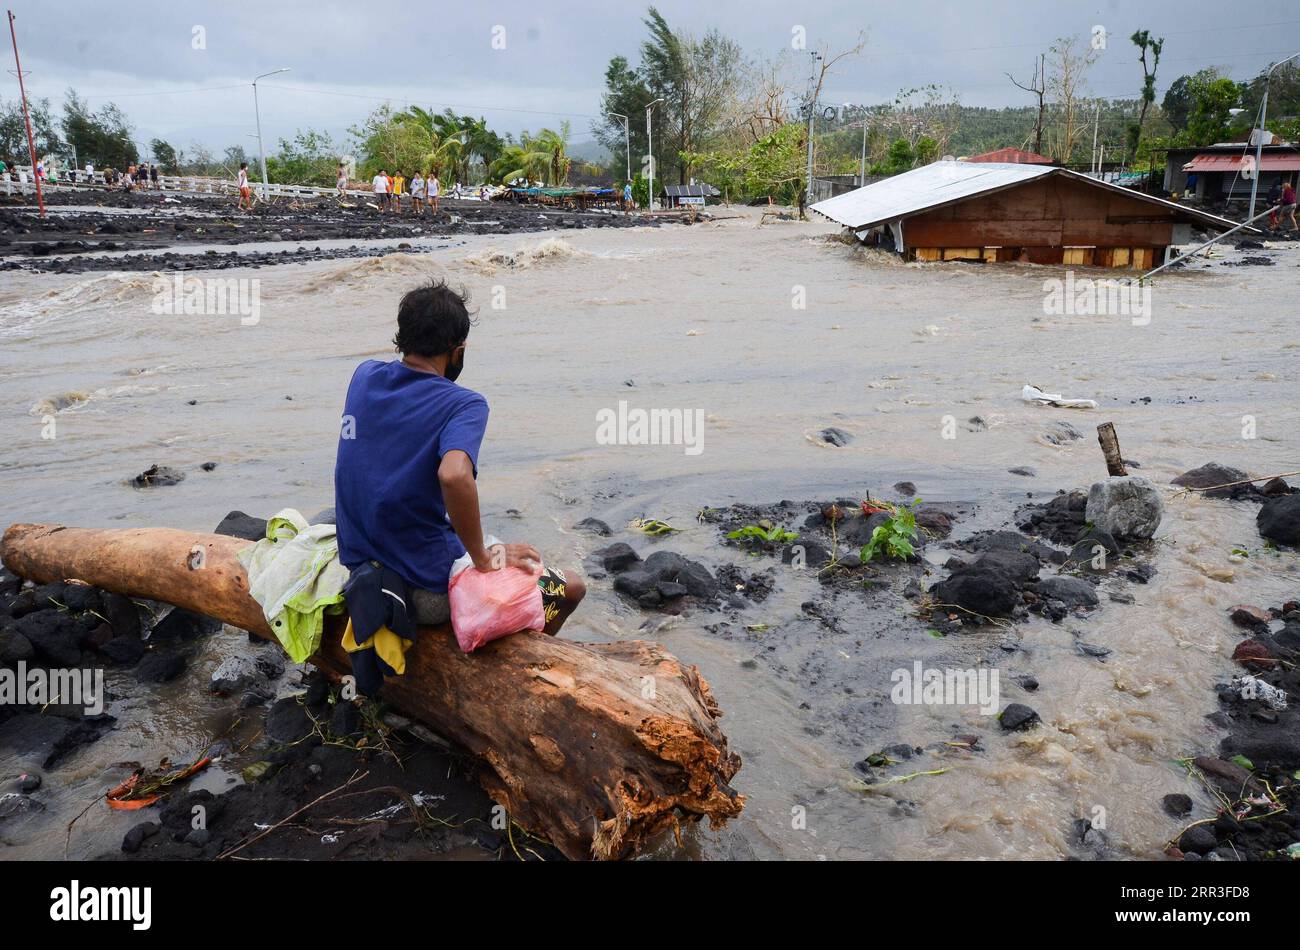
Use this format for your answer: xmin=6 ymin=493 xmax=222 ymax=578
xmin=448 ymin=564 xmax=544 ymax=652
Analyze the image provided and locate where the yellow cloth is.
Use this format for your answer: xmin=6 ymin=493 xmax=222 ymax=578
xmin=341 ymin=618 xmax=413 ymax=676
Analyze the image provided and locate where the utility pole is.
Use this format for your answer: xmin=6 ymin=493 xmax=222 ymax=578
xmin=646 ymin=98 xmax=663 ymax=210
xmin=1248 ymin=51 xmax=1300 ymax=220
xmin=252 ymin=67 xmax=290 ymax=201
xmin=1091 ymin=101 xmax=1100 ymax=175
xmin=804 ymin=52 xmax=821 ymax=210
xmin=8 ymin=10 xmax=44 ymax=217
xmin=608 ymin=112 xmax=630 ymax=184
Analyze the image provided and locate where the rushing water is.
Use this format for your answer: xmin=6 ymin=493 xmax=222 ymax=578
xmin=1 ymin=209 xmax=1298 ymax=859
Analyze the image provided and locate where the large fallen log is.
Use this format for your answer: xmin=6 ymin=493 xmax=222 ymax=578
xmin=1 ymin=523 xmax=743 ymax=860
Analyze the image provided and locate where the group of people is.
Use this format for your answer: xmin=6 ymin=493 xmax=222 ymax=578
xmin=112 ymin=162 xmax=160 ymax=191
xmin=368 ymin=168 xmax=442 ymax=214
xmin=1266 ymin=179 xmax=1298 ymax=233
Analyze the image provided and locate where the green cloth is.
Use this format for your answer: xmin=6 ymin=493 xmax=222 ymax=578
xmin=238 ymin=508 xmax=349 ymax=662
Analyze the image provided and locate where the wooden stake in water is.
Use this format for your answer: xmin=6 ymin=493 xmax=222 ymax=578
xmin=1097 ymin=422 xmax=1127 ymax=477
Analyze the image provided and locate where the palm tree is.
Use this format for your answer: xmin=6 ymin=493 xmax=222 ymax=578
xmin=490 ymin=141 xmax=547 ymax=185
xmin=423 ymin=136 xmax=464 ymax=180
xmin=490 ymin=122 xmax=571 ymax=186
xmin=428 ymin=111 xmax=505 ymax=183
xmin=537 ymin=122 xmax=571 ymax=186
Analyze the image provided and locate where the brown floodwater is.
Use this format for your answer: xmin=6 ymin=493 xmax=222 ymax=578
xmin=1 ymin=208 xmax=1297 ymax=860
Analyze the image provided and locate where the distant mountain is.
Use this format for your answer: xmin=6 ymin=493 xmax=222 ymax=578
xmin=567 ymin=138 xmax=613 ymax=164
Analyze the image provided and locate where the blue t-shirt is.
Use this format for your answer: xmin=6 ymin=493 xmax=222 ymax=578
xmin=334 ymin=359 xmax=489 ymax=591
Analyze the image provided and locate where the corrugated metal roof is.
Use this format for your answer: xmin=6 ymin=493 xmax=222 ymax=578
xmin=1183 ymin=153 xmax=1300 ymax=172
xmin=810 ymin=161 xmax=1245 ymax=234
xmin=810 ymin=161 xmax=1053 ymax=230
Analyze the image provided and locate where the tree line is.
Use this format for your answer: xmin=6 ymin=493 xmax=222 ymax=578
xmin=5 ymin=15 xmax=1297 ymax=196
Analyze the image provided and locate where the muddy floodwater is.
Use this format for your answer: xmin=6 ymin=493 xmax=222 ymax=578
xmin=2 ymin=207 xmax=1298 ymax=860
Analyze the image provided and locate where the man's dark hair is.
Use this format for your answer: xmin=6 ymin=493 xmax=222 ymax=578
xmin=393 ymin=280 xmax=473 ymax=357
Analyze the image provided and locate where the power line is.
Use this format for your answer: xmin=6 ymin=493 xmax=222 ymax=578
xmin=262 ymin=82 xmax=605 ymax=120
xmin=23 ymin=81 xmax=248 ymax=100
xmin=855 ymin=20 xmax=1300 ymax=59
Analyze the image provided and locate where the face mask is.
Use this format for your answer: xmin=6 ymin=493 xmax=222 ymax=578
xmin=444 ymin=347 xmax=465 ymax=383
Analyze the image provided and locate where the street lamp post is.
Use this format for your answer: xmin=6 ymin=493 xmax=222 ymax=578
xmin=1248 ymin=51 xmax=1300 ymax=221
xmin=859 ymin=119 xmax=867 ymax=186
xmin=646 ymin=98 xmax=664 ymax=210
xmin=252 ymin=68 xmax=290 ymax=200
xmin=608 ymin=113 xmax=630 ymax=185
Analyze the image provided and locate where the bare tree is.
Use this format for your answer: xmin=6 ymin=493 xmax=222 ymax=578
xmin=1044 ymin=35 xmax=1096 ymax=164
xmin=809 ymin=33 xmax=866 ymax=107
xmin=1008 ymin=54 xmax=1046 ymax=154
xmin=798 ymin=33 xmax=865 ymax=216
xmin=884 ymin=84 xmax=961 ymax=157
xmin=738 ymin=56 xmax=794 ymax=144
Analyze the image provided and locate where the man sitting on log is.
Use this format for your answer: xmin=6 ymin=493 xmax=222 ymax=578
xmin=334 ymin=280 xmax=586 ymax=638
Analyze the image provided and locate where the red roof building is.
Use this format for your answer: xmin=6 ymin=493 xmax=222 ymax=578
xmin=964 ymin=147 xmax=1056 ymax=165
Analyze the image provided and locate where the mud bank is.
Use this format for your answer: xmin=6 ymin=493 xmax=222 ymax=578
xmin=0 ymin=187 xmax=668 ymax=273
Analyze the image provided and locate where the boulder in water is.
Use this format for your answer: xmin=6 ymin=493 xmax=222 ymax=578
xmin=1037 ymin=576 xmax=1099 ymax=608
xmin=930 ymin=567 xmax=1018 ymax=618
xmin=1085 ymin=475 xmax=1162 ymax=540
xmin=1171 ymin=463 xmax=1256 ymax=500
xmin=999 ymin=703 xmax=1040 ymax=731
xmin=132 ymin=464 xmax=186 ymax=488
xmin=1258 ymin=494 xmax=1300 ymax=547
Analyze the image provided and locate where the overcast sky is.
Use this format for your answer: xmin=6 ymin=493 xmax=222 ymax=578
xmin=10 ymin=0 xmax=1300 ymax=159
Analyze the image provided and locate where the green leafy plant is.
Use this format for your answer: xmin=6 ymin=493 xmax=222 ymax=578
xmin=727 ymin=522 xmax=797 ymax=544
xmin=630 ymin=518 xmax=677 ymax=536
xmin=859 ymin=499 xmax=921 ymax=564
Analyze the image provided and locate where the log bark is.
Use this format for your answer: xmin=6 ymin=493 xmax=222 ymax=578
xmin=1096 ymin=422 xmax=1127 ymax=477
xmin=0 ymin=523 xmax=743 ymax=860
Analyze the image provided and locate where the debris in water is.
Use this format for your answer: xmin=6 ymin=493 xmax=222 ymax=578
xmin=1021 ymin=383 xmax=1098 ymax=410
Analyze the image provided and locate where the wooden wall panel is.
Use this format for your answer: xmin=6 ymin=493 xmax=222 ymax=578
xmin=902 ymin=176 xmax=1176 ymax=251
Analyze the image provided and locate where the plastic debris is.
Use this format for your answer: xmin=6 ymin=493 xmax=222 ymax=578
xmin=1021 ymin=383 xmax=1098 ymax=410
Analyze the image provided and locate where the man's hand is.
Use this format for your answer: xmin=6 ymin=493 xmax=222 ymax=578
xmin=473 ymin=543 xmax=542 ymax=574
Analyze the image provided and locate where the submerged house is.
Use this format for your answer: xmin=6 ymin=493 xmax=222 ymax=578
xmin=811 ymin=160 xmax=1241 ymax=269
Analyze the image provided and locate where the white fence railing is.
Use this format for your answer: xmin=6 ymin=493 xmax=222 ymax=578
xmin=9 ymin=166 xmax=372 ymax=201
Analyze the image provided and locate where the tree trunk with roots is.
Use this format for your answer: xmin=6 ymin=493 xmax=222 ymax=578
xmin=1 ymin=522 xmax=744 ymax=860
